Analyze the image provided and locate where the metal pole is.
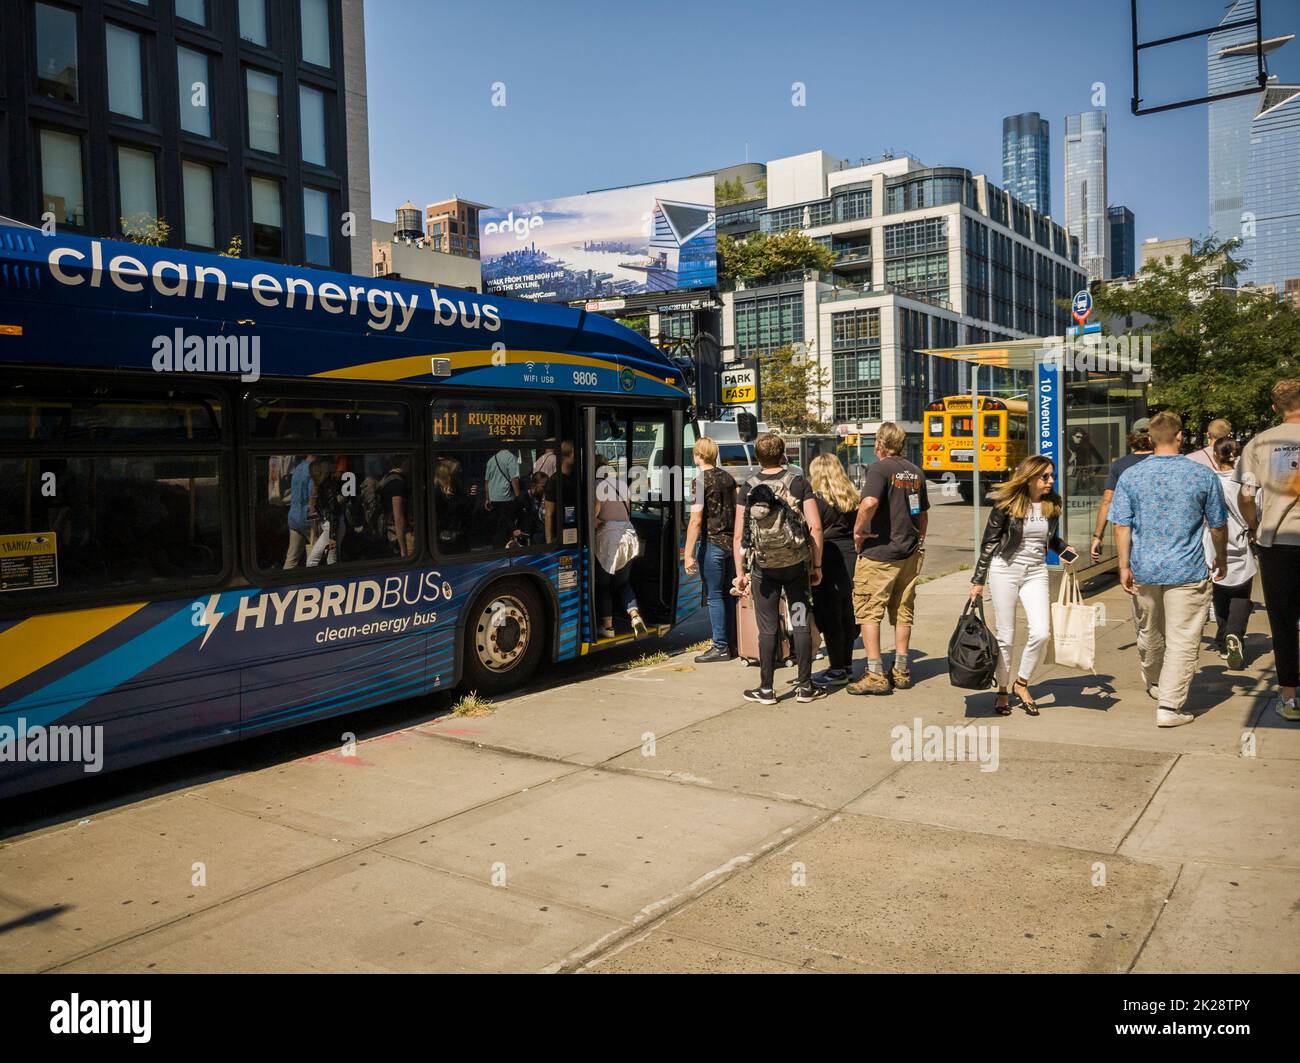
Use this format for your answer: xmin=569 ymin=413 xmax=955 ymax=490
xmin=971 ymin=361 xmax=981 ymax=551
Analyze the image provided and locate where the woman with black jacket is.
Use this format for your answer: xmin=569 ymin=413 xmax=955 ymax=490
xmin=969 ymin=455 xmax=1076 ymax=715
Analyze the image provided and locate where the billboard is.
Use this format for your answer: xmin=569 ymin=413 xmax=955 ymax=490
xmin=480 ymin=176 xmax=716 ymax=303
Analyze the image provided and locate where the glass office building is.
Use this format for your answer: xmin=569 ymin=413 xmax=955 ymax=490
xmin=1064 ymin=111 xmax=1109 ymax=282
xmin=1107 ymin=205 xmax=1135 ymax=279
xmin=1240 ymin=85 xmax=1300 ymax=295
xmin=1207 ymin=0 xmax=1293 ymax=246
xmin=1002 ymin=113 xmax=1050 ymax=218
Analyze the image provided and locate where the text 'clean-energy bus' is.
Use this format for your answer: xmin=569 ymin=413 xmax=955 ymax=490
xmin=0 ymin=223 xmax=701 ymax=797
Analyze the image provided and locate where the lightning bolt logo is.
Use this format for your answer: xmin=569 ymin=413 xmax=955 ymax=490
xmin=198 ymin=593 xmax=225 ymax=650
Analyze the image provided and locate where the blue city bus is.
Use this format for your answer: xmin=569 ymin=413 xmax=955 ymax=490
xmin=0 ymin=223 xmax=702 ymax=797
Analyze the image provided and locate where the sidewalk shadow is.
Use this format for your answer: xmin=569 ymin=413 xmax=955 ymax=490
xmin=961 ymin=674 xmax=1120 ymax=717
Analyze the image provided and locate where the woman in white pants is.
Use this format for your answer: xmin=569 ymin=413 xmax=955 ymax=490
xmin=969 ymin=456 xmax=1075 ymax=716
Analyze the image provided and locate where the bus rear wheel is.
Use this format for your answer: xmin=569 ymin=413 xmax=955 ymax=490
xmin=957 ymin=481 xmax=974 ymax=503
xmin=462 ymin=579 xmax=547 ymax=695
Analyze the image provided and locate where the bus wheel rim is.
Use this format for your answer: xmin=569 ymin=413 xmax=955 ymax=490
xmin=475 ymin=594 xmax=529 ymax=672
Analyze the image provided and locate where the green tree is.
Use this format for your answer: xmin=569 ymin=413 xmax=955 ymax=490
xmin=1091 ymin=236 xmax=1300 ymax=434
xmin=219 ymin=234 xmax=243 ymax=258
xmin=717 ymin=230 xmax=833 ymax=287
xmin=120 ymin=214 xmax=171 ymax=246
xmin=758 ymin=343 xmax=832 ymax=433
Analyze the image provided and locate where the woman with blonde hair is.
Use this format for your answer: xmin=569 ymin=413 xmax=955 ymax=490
xmin=807 ymin=453 xmax=861 ymax=686
xmin=970 ymin=455 xmax=1077 ymax=715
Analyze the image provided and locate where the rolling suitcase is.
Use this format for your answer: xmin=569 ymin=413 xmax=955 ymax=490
xmin=736 ymin=587 xmax=820 ymax=668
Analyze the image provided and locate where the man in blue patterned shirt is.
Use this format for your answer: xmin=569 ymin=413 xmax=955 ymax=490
xmin=1111 ymin=411 xmax=1228 ymax=727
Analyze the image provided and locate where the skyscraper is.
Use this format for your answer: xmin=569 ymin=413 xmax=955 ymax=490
xmin=1107 ymin=206 xmax=1135 ymax=279
xmin=1064 ymin=111 xmax=1109 ymax=283
xmin=1207 ymin=0 xmax=1293 ymax=244
xmin=1240 ymin=83 xmax=1300 ymax=295
xmin=1002 ymin=113 xmax=1050 ymax=217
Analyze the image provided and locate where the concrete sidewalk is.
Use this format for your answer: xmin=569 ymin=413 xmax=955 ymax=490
xmin=0 ymin=568 xmax=1295 ymax=973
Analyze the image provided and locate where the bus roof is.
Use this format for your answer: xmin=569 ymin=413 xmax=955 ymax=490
xmin=0 ymin=224 xmax=687 ymax=399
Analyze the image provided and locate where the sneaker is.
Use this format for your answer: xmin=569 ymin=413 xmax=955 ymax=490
xmin=847 ymin=671 xmax=892 ymax=696
xmin=743 ymin=687 xmax=777 ymax=706
xmin=813 ymin=667 xmax=851 ymax=688
xmin=1156 ymin=707 xmax=1195 ymax=728
xmin=598 ymin=626 xmax=616 ymax=639
xmin=629 ymin=611 xmax=648 ymax=637
xmin=890 ymin=667 xmax=913 ymax=690
xmin=1274 ymin=697 xmax=1300 ymax=723
xmin=1146 ymin=685 xmax=1160 ymax=701
xmin=1225 ymin=634 xmax=1244 ymax=670
xmin=694 ymin=646 xmax=734 ymax=664
xmin=795 ymin=684 xmax=828 ymax=703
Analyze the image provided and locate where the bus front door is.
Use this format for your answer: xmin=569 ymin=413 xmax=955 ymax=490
xmin=584 ymin=405 xmax=679 ymax=643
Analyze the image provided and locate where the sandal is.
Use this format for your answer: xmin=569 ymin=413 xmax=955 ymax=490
xmin=994 ymin=690 xmax=1012 ymax=716
xmin=1012 ymin=678 xmax=1039 ymax=717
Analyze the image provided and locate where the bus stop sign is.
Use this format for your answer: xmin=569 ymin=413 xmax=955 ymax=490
xmin=1071 ymin=290 xmax=1092 ymax=325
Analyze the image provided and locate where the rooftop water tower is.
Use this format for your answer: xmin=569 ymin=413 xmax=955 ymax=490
xmin=394 ymin=201 xmax=422 ymax=242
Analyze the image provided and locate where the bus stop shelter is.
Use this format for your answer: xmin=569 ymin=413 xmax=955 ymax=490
xmin=921 ymin=336 xmax=1147 ymax=581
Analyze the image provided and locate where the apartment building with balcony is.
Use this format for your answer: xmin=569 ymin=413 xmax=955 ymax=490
xmin=719 ymin=149 xmax=1086 ymax=461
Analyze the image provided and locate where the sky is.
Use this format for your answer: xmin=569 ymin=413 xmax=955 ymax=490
xmin=364 ymin=0 xmax=1300 ymax=245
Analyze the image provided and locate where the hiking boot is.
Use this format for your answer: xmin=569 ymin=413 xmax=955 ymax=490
xmin=847 ymin=671 xmax=892 ymax=696
xmin=1275 ymin=696 xmax=1300 ymax=723
xmin=1225 ymin=634 xmax=1244 ymax=670
xmin=890 ymin=667 xmax=913 ymax=690
xmin=1156 ymin=707 xmax=1195 ymax=728
xmin=743 ymin=687 xmax=777 ymax=706
xmin=695 ymin=646 xmax=734 ymax=663
xmin=794 ymin=684 xmax=828 ymax=703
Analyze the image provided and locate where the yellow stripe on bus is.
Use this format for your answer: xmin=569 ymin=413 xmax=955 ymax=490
xmin=0 ymin=602 xmax=147 ymax=693
xmin=312 ymin=349 xmax=682 ymax=389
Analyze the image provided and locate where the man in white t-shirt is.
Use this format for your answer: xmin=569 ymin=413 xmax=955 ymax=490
xmin=1235 ymin=380 xmax=1300 ymax=721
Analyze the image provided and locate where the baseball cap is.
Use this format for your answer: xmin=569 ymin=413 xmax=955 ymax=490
xmin=1132 ymin=417 xmax=1151 ymax=433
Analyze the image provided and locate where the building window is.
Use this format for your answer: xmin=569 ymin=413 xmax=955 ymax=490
xmin=303 ymin=187 xmax=330 ymax=266
xmin=831 ymin=308 xmax=880 ymax=350
xmin=301 ymin=0 xmax=331 ymax=67
xmin=175 ymin=0 xmax=206 ymax=27
xmin=245 ymin=69 xmax=280 ymax=154
xmin=178 ymin=47 xmax=212 ymax=137
xmin=239 ymin=0 xmax=268 ymax=46
xmin=116 ymin=145 xmax=158 ymax=234
xmin=734 ymin=292 xmax=803 ymax=359
xmin=106 ymin=24 xmax=145 ymax=120
xmin=182 ymin=160 xmax=215 ymax=248
xmin=250 ymin=175 xmax=283 ymax=258
xmin=39 ymin=128 xmax=85 ymax=227
xmin=35 ymin=3 xmax=79 ymax=102
xmin=299 ymin=85 xmax=327 ymax=166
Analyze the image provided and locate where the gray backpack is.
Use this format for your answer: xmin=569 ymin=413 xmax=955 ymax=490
xmin=745 ymin=470 xmax=810 ymax=570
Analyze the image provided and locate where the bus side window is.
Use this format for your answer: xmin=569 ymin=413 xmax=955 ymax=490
xmin=0 ymin=382 xmax=225 ymax=603
xmin=247 ymin=394 xmax=418 ymax=573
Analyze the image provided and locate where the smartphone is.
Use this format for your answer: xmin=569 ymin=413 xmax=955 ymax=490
xmin=1059 ymin=547 xmax=1079 ymax=564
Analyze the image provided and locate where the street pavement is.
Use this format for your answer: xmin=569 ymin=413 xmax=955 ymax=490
xmin=0 ymin=564 xmax=1296 ymax=974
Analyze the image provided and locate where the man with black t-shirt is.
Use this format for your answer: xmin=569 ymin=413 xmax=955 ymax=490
xmin=733 ymin=432 xmax=826 ymax=705
xmin=848 ymin=422 xmax=928 ymax=695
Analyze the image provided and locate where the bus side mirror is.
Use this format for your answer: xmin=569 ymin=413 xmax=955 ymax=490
xmin=737 ymin=412 xmax=757 ymax=443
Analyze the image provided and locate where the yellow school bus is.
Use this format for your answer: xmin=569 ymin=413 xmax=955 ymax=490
xmin=922 ymin=396 xmax=1029 ymax=501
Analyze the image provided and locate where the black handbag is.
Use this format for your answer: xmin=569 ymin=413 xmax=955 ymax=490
xmin=947 ymin=597 xmax=999 ymax=690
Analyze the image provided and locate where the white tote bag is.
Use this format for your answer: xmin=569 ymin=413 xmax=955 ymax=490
xmin=1051 ymin=570 xmax=1100 ymax=672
